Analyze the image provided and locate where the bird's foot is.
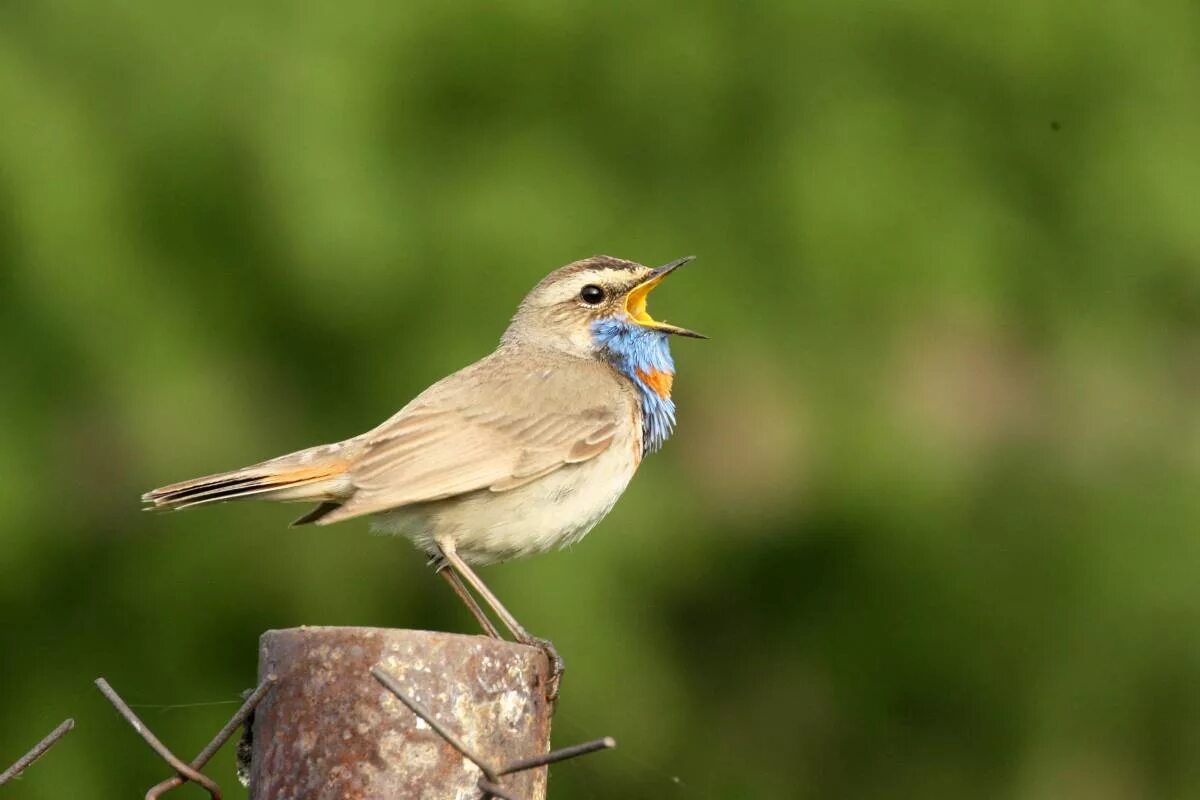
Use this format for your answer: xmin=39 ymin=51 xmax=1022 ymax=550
xmin=522 ymin=634 xmax=565 ymax=703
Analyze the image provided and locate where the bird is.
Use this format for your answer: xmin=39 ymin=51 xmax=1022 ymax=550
xmin=142 ymin=255 xmax=704 ymax=695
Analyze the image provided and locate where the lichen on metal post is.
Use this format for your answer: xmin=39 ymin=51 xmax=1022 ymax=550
xmin=250 ymin=627 xmax=553 ymax=800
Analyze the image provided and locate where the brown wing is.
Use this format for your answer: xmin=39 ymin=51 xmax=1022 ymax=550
xmin=315 ymin=353 xmax=622 ymax=524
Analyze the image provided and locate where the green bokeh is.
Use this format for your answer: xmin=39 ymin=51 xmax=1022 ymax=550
xmin=2 ymin=1 xmax=1199 ymax=797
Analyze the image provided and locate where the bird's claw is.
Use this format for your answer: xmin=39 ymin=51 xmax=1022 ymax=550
xmin=524 ymin=635 xmax=565 ymax=702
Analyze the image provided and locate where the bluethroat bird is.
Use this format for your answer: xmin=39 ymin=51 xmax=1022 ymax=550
xmin=143 ymin=255 xmax=704 ymax=693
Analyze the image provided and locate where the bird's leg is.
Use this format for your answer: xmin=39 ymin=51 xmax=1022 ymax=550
xmin=436 ymin=564 xmax=502 ymax=639
xmin=436 ymin=538 xmax=564 ymax=700
xmin=433 ymin=540 xmax=533 ymax=640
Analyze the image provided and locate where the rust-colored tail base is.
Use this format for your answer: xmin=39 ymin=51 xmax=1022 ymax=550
xmin=142 ymin=454 xmax=350 ymax=514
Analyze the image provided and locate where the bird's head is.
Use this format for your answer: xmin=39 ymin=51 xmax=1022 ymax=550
xmin=503 ymin=255 xmax=705 ymax=361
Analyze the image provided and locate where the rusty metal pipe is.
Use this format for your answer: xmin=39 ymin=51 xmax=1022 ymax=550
xmin=249 ymin=627 xmax=552 ymax=800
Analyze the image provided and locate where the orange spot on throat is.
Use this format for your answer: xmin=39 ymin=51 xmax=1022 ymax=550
xmin=635 ymin=368 xmax=674 ymax=399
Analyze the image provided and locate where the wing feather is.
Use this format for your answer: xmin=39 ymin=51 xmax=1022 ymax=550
xmin=315 ymin=354 xmax=626 ymax=525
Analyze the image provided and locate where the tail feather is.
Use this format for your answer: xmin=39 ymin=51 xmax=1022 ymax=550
xmin=143 ymin=452 xmax=352 ymax=513
xmin=290 ymin=501 xmax=342 ymax=526
xmin=153 ymin=475 xmax=261 ymax=503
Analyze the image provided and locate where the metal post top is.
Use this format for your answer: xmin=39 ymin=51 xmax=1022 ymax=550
xmin=259 ymin=626 xmax=543 ymax=651
xmin=252 ymin=624 xmax=556 ymax=799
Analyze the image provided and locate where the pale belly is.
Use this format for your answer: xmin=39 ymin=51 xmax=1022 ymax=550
xmin=369 ymin=442 xmax=640 ymax=565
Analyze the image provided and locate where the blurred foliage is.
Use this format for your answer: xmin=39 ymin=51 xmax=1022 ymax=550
xmin=2 ymin=0 xmax=1200 ymax=798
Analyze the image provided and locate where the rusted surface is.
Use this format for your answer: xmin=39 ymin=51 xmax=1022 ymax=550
xmin=251 ymin=627 xmax=552 ymax=800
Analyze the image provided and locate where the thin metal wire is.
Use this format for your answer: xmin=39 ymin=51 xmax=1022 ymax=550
xmin=372 ymin=663 xmax=616 ymax=800
xmin=477 ymin=778 xmax=521 ymax=800
xmin=6 ymin=633 xmax=608 ymax=798
xmin=500 ymin=736 xmax=616 ymax=775
xmin=370 ymin=666 xmax=501 ymax=782
xmin=144 ymin=675 xmax=277 ymax=799
xmin=94 ymin=678 xmax=222 ymax=800
xmin=0 ymin=718 xmax=75 ymax=785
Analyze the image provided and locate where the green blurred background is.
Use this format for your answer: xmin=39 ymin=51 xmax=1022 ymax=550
xmin=3 ymin=1 xmax=1200 ymax=797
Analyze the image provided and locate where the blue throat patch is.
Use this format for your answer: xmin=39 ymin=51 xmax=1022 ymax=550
xmin=591 ymin=318 xmax=676 ymax=454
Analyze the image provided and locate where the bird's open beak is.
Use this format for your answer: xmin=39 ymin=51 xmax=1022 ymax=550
xmin=624 ymin=255 xmax=707 ymax=339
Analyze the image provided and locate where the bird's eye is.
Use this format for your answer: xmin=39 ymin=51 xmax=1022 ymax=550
xmin=580 ymin=284 xmax=605 ymax=305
